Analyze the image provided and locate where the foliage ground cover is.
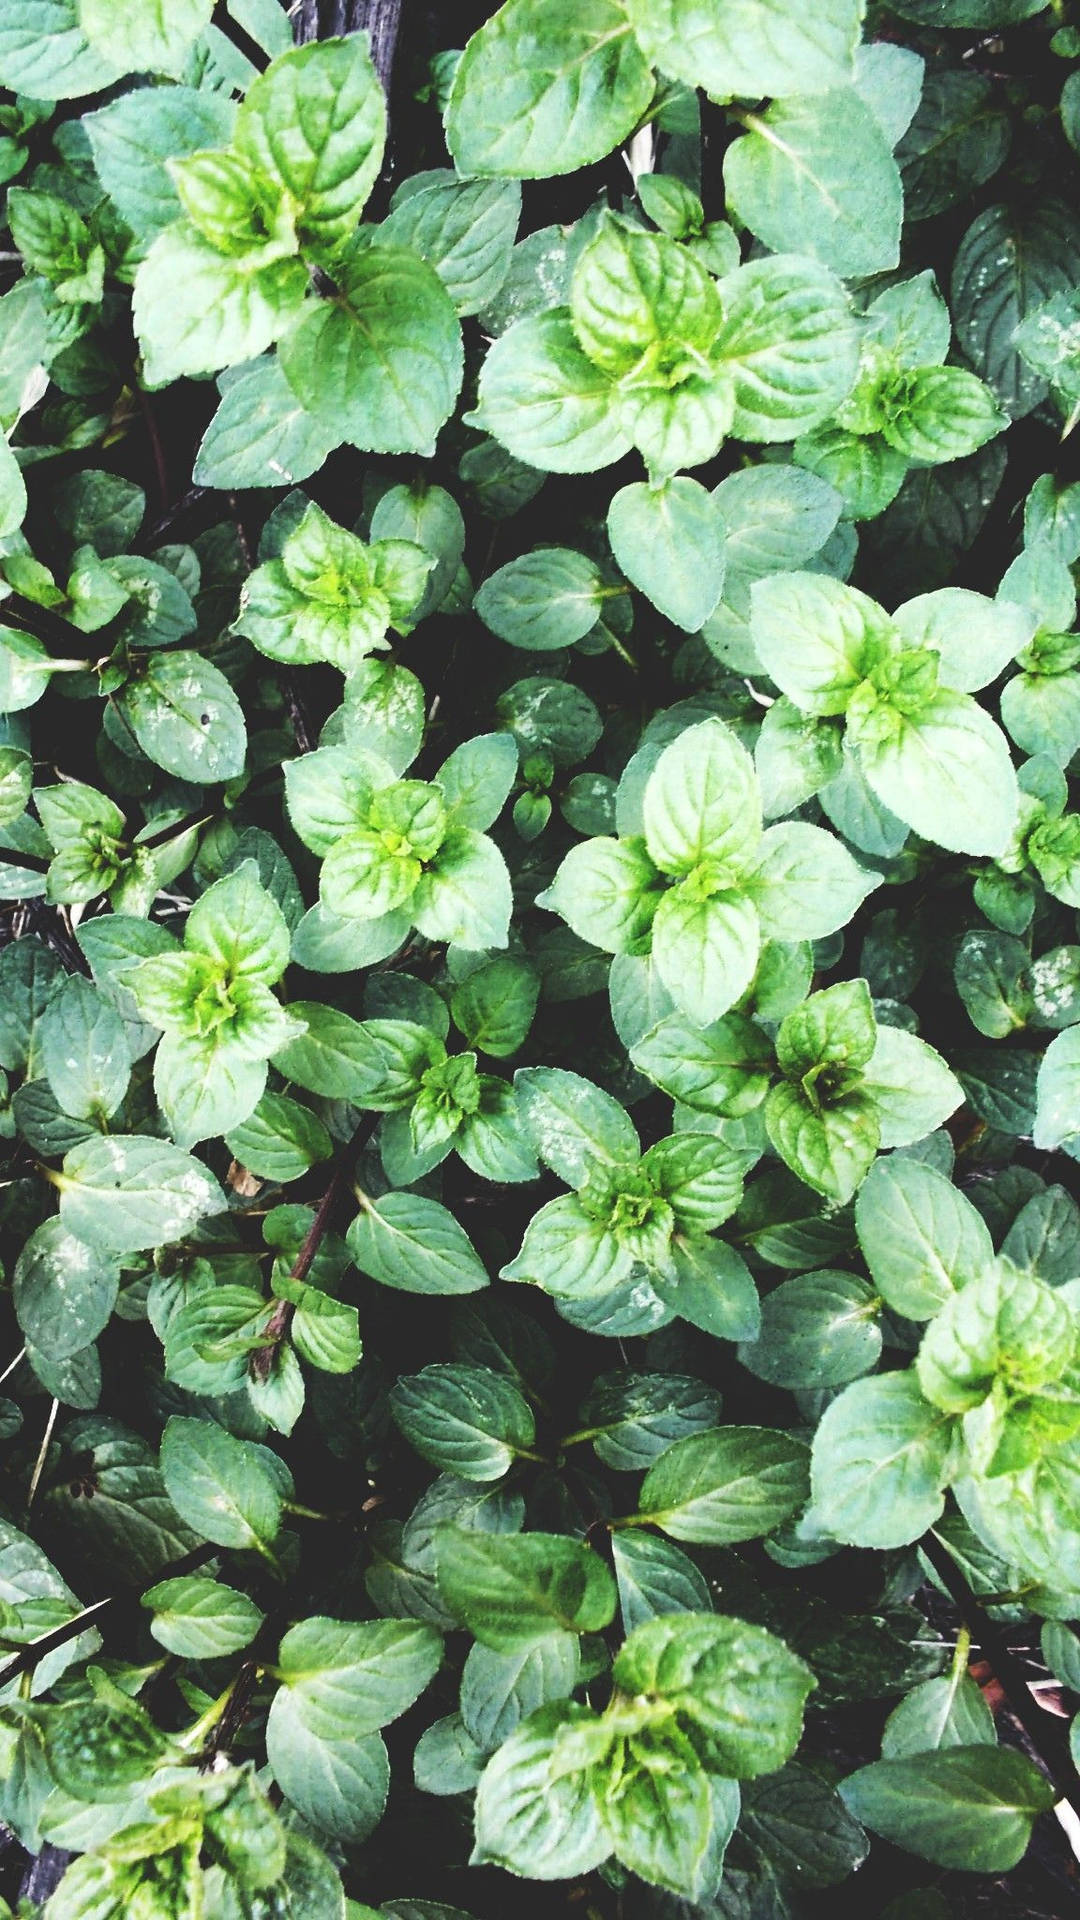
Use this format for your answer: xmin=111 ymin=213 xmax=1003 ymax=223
xmin=1 ymin=0 xmax=1080 ymax=1916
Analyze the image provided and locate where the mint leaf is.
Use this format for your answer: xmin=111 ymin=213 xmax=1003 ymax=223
xmin=725 ymin=92 xmax=903 ymax=277
xmin=235 ymin=35 xmax=386 ymax=252
xmin=445 ymin=0 xmax=653 ymax=179
xmin=626 ymin=0 xmax=862 ymax=100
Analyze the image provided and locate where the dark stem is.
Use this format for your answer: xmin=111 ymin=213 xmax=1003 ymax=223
xmin=249 ymin=1111 xmax=379 ymax=1380
xmin=292 ymin=0 xmax=403 ymax=91
xmin=282 ymin=677 xmax=315 ymax=754
xmin=923 ymin=1529 xmax=1080 ymax=1822
xmin=19 ymin=1846 xmax=74 ymax=1909
xmin=199 ymin=1659 xmax=260 ymax=1771
xmin=142 ymin=487 xmax=209 ymax=549
xmin=210 ymin=0 xmax=271 ymax=71
xmin=135 ymin=384 xmax=169 ymax=516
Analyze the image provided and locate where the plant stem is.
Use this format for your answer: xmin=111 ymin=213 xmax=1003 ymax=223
xmin=197 ymin=1659 xmax=260 ymax=1769
xmin=249 ymin=1111 xmax=380 ymax=1381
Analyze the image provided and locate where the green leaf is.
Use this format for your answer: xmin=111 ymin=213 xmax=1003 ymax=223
xmin=39 ymin=976 xmax=130 ymax=1122
xmin=163 ymin=1282 xmax=265 ymax=1396
xmin=652 ymin=1236 xmax=761 ymax=1342
xmin=390 ymin=1364 xmax=535 ymax=1479
xmin=151 ymin=1027 xmax=271 ymax=1147
xmin=882 ymin=1673 xmax=997 ymax=1757
xmin=265 ymin=1620 xmax=438 ymax=1843
xmin=445 ymin=0 xmax=653 ymax=179
xmin=599 ymin=1729 xmax=715 ymax=1898
xmin=187 ymin=859 xmax=291 ymax=985
xmin=715 ymin=255 xmax=860 ymax=444
xmin=537 ymin=834 xmax=661 ymax=955
xmin=225 ymin=1091 xmax=333 ymax=1183
xmin=896 ymin=586 xmax=1033 ymax=695
xmin=79 ymin=0 xmax=212 ymax=75
xmin=640 ymin=1134 xmax=743 ymax=1233
xmin=569 ymin=216 xmax=723 ymax=380
xmin=84 ymin=86 xmax=236 ymax=251
xmin=234 ymin=35 xmax=386 ymax=252
xmin=471 ymin=1702 xmax=610 ymax=1879
xmin=159 ymin=1416 xmax=283 ymax=1554
xmin=381 ymin=172 xmax=521 ymax=318
xmin=951 ymin=201 xmax=1080 ymax=417
xmin=634 ymin=1426 xmax=810 ymax=1544
xmin=643 ymin=719 xmax=760 ymax=877
xmin=854 ymin=1155 xmax=993 ymax=1319
xmin=460 ymin=1635 xmax=581 ymax=1751
xmin=347 ymin=1192 xmax=489 ymax=1296
xmin=45 ymin=1693 xmax=169 ymax=1803
xmin=795 ymin=426 xmax=908 ymax=522
xmin=1042 ymin=1620 xmax=1080 ymax=1692
xmin=882 ymin=366 xmax=1004 ymax=464
xmin=748 ymin=821 xmax=877 ymax=941
xmin=0 ymin=0 xmax=120 ymax=98
xmin=414 ymin=1713 xmax=487 ymax=1794
xmin=413 ymin=829 xmax=513 ymax=949
xmin=725 ymin=93 xmax=903 ymax=278
xmin=607 ymin=479 xmax=725 ymax=632
xmin=279 ymin=245 xmax=463 ymax=456
xmin=240 ymin=502 xmax=425 ymax=669
xmin=142 ymin=1575 xmax=264 ymax=1658
xmin=513 ymin=1065 xmax=638 ymax=1185
xmin=0 ymin=436 xmax=27 ymax=542
xmin=194 ymin=355 xmax=337 ymax=490
xmin=57 ymin=1135 xmax=223 ymax=1253
xmin=472 ymin=309 xmax=630 ymax=473
xmin=751 ymin=571 xmax=887 ymax=715
xmin=501 ymin=1194 xmax=632 ymax=1300
xmin=282 ymin=1279 xmax=361 ymax=1376
xmin=133 ymin=226 xmax=307 ymax=385
xmin=613 ymin=1610 xmax=815 ymax=1778
xmin=611 ymin=1531 xmax=712 ymax=1632
xmin=860 ymin=1027 xmax=963 ymax=1148
xmin=738 ymin=1270 xmax=881 ymax=1391
xmin=435 ymin=1529 xmax=615 ymax=1650
xmin=631 ymin=1010 xmax=772 ymax=1117
xmin=267 ymin=1666 xmax=407 ymax=1840
xmin=916 ymin=1261 xmax=1072 ymax=1416
xmin=1033 ymin=1027 xmax=1080 ymax=1155
xmin=955 ymin=1047 xmax=1041 ymax=1136
xmin=898 ymin=71 xmax=1011 ymax=222
xmin=625 ymin=0 xmax=861 ymax=100
xmin=652 ymin=886 xmax=763 ymax=1028
xmin=851 ymin=689 xmax=1018 ymax=858
xmin=575 ymin=1369 xmax=722 ymax=1470
xmin=765 ymin=1079 xmax=879 ymax=1209
xmin=41 ymin=1417 xmax=196 ymax=1578
xmin=117 ymin=650 xmax=246 ymax=785
xmin=811 ymin=1374 xmax=953 ymax=1548
xmin=740 ymin=1763 xmax=869 ymax=1890
xmin=271 ymin=1615 xmax=442 ymax=1737
xmin=840 ymin=1749 xmax=1055 ymax=1871
xmin=451 ymin=957 xmax=539 ymax=1059
xmin=275 ymin=1001 xmax=396 ymax=1100
xmin=475 ymin=547 xmax=605 ymax=650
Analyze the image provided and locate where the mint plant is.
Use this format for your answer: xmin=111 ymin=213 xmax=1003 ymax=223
xmin=1 ymin=0 xmax=1080 ymax=1916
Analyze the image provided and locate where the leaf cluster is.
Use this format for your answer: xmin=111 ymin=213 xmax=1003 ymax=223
xmin=0 ymin=1 xmax=1079 ymax=1917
